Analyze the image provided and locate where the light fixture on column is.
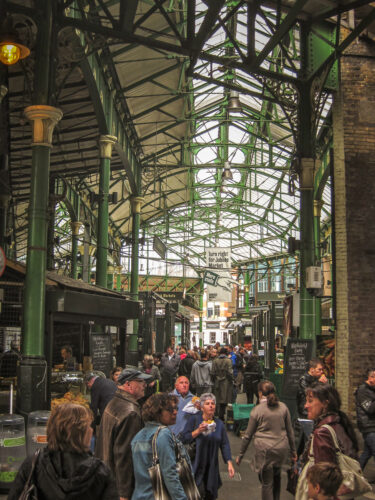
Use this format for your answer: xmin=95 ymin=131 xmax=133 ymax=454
xmin=222 ymin=161 xmax=233 ymax=181
xmin=227 ymin=90 xmax=242 ymax=113
xmin=0 ymin=19 xmax=30 ymax=66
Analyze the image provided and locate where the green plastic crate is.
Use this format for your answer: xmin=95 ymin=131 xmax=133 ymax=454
xmin=232 ymin=403 xmax=254 ymax=421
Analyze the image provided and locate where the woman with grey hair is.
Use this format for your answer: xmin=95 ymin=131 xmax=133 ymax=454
xmin=181 ymin=392 xmax=235 ymax=499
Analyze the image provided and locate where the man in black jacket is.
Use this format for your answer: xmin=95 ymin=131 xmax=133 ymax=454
xmin=178 ymin=349 xmax=195 ymax=380
xmin=356 ymin=368 xmax=375 ymax=470
xmin=84 ymin=373 xmax=117 ymax=424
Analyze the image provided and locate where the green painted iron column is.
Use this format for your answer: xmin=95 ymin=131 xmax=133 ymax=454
xmin=297 ymin=23 xmax=317 ymax=349
xmin=299 ymin=156 xmax=316 ymax=344
xmin=71 ymin=221 xmax=81 ymax=279
xmin=19 ymin=106 xmax=62 ymax=413
xmin=96 ymin=135 xmax=116 ymax=288
xmin=313 ymin=200 xmax=323 ymax=337
xmin=17 ymin=0 xmax=63 ymax=414
xmin=128 ymin=195 xmax=143 ymax=367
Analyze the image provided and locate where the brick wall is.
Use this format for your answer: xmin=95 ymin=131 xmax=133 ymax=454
xmin=333 ymin=37 xmax=375 ymax=418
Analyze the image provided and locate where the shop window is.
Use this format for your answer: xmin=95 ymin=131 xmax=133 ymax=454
xmin=210 ymin=331 xmax=216 ymax=343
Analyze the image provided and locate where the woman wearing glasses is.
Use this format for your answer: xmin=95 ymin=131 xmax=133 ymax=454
xmin=131 ymin=393 xmax=191 ymax=500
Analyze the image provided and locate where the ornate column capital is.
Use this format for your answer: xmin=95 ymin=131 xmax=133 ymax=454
xmin=313 ymin=200 xmax=324 ymax=217
xmin=131 ymin=196 xmax=144 ymax=214
xmin=99 ymin=135 xmax=117 ymax=159
xmin=116 ymin=265 xmax=123 ymax=274
xmin=70 ymin=221 xmax=82 ymax=236
xmin=24 ymin=105 xmax=63 ymax=147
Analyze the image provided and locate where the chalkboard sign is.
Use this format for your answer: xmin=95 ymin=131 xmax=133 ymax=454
xmin=90 ymin=333 xmax=112 ymax=377
xmin=282 ymin=339 xmax=313 ymax=397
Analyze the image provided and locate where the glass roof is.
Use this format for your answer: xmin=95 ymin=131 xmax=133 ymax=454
xmin=144 ymin=1 xmax=303 ymax=275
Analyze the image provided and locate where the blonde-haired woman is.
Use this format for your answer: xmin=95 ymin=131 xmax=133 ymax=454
xmin=8 ymin=403 xmax=118 ymax=500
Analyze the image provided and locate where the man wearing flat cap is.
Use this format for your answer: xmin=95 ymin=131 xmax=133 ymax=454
xmin=96 ymin=368 xmax=152 ymax=500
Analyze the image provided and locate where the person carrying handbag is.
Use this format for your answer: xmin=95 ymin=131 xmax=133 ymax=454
xmin=131 ymin=393 xmax=198 ymax=500
xmin=296 ymin=383 xmax=371 ymax=500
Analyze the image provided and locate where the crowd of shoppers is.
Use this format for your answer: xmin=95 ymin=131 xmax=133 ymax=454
xmin=8 ymin=343 xmax=375 ymax=500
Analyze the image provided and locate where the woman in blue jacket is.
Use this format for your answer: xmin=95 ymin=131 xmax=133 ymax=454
xmin=131 ymin=392 xmax=190 ymax=500
xmin=181 ymin=392 xmax=235 ymax=500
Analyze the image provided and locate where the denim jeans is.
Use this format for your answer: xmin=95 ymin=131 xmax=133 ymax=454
xmin=360 ymin=432 xmax=375 ymax=470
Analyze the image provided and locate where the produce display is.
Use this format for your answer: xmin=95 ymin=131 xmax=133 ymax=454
xmin=51 ymin=391 xmax=89 ymax=410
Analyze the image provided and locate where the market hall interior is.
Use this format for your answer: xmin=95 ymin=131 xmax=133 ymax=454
xmin=0 ymin=0 xmax=375 ymax=494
